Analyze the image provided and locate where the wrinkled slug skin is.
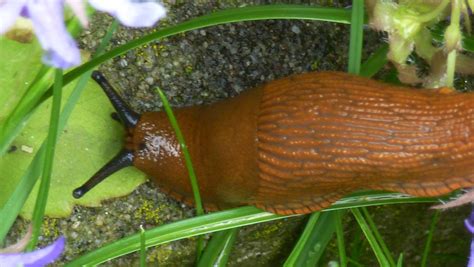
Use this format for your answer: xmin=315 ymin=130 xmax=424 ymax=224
xmin=129 ymin=71 xmax=474 ymax=215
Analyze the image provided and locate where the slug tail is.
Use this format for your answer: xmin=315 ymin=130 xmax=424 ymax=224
xmin=73 ymin=149 xmax=134 ymax=198
xmin=91 ymin=71 xmax=140 ymax=128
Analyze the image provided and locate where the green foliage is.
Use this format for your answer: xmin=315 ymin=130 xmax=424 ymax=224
xmin=0 ymin=39 xmax=146 ymax=219
xmin=1 ymin=2 xmax=473 ymax=266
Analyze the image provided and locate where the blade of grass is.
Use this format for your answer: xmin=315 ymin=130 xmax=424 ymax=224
xmin=27 ymin=68 xmax=63 ymax=250
xmin=335 ymin=210 xmax=347 ymax=267
xmin=155 ymin=88 xmax=203 ymax=216
xmin=348 ymin=0 xmax=365 ymax=74
xmin=284 ymin=212 xmax=321 ymax=267
xmin=0 ymin=13 xmax=86 ymax=156
xmin=197 ymin=229 xmax=238 ymax=267
xmin=348 ymin=227 xmax=365 ymax=266
xmin=421 ymin=210 xmax=441 ymax=267
xmin=361 ymin=207 xmax=395 ymax=266
xmin=359 ymin=44 xmax=388 ymax=78
xmin=140 ymin=225 xmax=147 ymax=267
xmin=156 ymin=87 xmax=204 ymax=260
xmin=58 ymin=5 xmax=353 ymax=96
xmin=0 ymin=20 xmax=118 ymax=242
xmin=285 ymin=3 xmax=367 ymax=265
xmin=284 ymin=212 xmax=339 ymax=267
xmin=67 ymin=191 xmax=447 ymax=266
xmin=67 ymin=206 xmax=285 ymax=266
xmin=397 ymin=253 xmax=404 ymax=267
xmin=0 ymin=68 xmax=54 ymax=156
xmin=214 ymin=229 xmax=238 ymax=267
xmin=351 ymin=208 xmax=391 ymax=267
xmin=347 ymin=257 xmax=365 ymax=267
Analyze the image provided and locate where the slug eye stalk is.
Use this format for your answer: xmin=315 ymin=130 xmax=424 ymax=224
xmin=73 ymin=149 xmax=134 ymax=198
xmin=91 ymin=71 xmax=140 ymax=129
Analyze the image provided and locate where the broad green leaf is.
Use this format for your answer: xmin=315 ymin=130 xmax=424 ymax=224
xmin=0 ymin=37 xmax=43 ymax=120
xmin=0 ymin=41 xmax=146 ymax=218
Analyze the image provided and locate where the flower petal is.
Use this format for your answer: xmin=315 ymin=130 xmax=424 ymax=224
xmin=0 ymin=236 xmax=65 ymax=267
xmin=26 ymin=0 xmax=81 ymax=69
xmin=65 ymin=0 xmax=88 ymax=27
xmin=0 ymin=0 xmax=27 ymax=34
xmin=89 ymin=0 xmax=166 ymax=27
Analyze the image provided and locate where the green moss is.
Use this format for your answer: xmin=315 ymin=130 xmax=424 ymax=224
xmin=184 ymin=65 xmax=193 ymax=74
xmin=133 ymin=199 xmax=165 ymax=224
xmin=250 ymin=220 xmax=285 ymax=241
xmin=148 ymin=245 xmax=174 ymax=263
xmin=42 ymin=218 xmax=59 ymax=238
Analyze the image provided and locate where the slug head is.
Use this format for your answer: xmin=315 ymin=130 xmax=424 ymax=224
xmin=72 ymin=71 xmax=140 ymax=199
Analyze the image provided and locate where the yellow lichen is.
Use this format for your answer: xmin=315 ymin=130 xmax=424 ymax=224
xmin=42 ymin=218 xmax=59 ymax=238
xmin=133 ymin=199 xmax=164 ymax=224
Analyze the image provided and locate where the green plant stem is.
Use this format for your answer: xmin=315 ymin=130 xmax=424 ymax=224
xmin=27 ymin=68 xmax=63 ymax=250
xmin=197 ymin=229 xmax=238 ymax=267
xmin=58 ymin=5 xmax=352 ymax=96
xmin=155 ymin=89 xmax=204 ymax=216
xmin=348 ymin=0 xmax=364 ymax=74
xmin=361 ymin=207 xmax=395 ymax=266
xmin=67 ymin=190 xmax=448 ymax=266
xmin=335 ymin=210 xmax=347 ymax=267
xmin=155 ymin=87 xmax=204 ymax=260
xmin=446 ymin=0 xmax=461 ymax=87
xmin=410 ymin=0 xmax=450 ymax=22
xmin=139 ymin=225 xmax=147 ymax=267
xmin=351 ymin=208 xmax=391 ymax=267
xmin=0 ymin=20 xmax=118 ymax=243
xmin=421 ymin=211 xmax=440 ymax=267
xmin=446 ymin=49 xmax=457 ymax=87
xmin=284 ymin=212 xmax=321 ymax=266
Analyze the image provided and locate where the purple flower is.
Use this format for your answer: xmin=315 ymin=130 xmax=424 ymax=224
xmin=0 ymin=0 xmax=166 ymax=69
xmin=465 ymin=209 xmax=474 ymax=267
xmin=0 ymin=236 xmax=65 ymax=267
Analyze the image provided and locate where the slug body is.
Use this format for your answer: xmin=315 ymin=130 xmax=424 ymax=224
xmin=75 ymin=71 xmax=474 ymax=215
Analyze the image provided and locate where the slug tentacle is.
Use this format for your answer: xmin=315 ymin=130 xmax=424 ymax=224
xmin=73 ymin=149 xmax=134 ymax=198
xmin=91 ymin=71 xmax=140 ymax=128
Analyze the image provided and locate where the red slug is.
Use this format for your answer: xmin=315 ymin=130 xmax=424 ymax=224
xmin=73 ymin=71 xmax=474 ymax=215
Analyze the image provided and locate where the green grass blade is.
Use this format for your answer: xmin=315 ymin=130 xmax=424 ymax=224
xmin=285 ymin=4 xmax=366 ymax=265
xmin=284 ymin=212 xmax=321 ymax=267
xmin=155 ymin=88 xmax=203 ymax=216
xmin=284 ymin=212 xmax=339 ymax=267
xmin=351 ymin=208 xmax=391 ymax=267
xmin=27 ymin=69 xmax=63 ymax=250
xmin=421 ymin=210 xmax=440 ymax=267
xmin=56 ymin=5 xmax=351 ymax=96
xmin=335 ymin=210 xmax=347 ymax=267
xmin=155 ymin=87 xmax=204 ymax=260
xmin=0 ymin=14 xmax=85 ymax=157
xmin=397 ymin=253 xmax=404 ymax=267
xmin=348 ymin=0 xmax=365 ymax=74
xmin=1 ymin=5 xmax=351 ymax=159
xmin=67 ymin=190 xmax=447 ymax=266
xmin=359 ymin=44 xmax=388 ymax=78
xmin=348 ymin=226 xmax=365 ymax=266
xmin=361 ymin=207 xmax=395 ymax=266
xmin=197 ymin=229 xmax=238 ymax=267
xmin=0 ymin=21 xmax=117 ymax=242
xmin=214 ymin=229 xmax=238 ymax=267
xmin=67 ymin=207 xmax=286 ymax=266
xmin=0 ymin=68 xmax=54 ymax=156
xmin=0 ymin=146 xmax=45 ymax=242
xmin=140 ymin=225 xmax=147 ymax=267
